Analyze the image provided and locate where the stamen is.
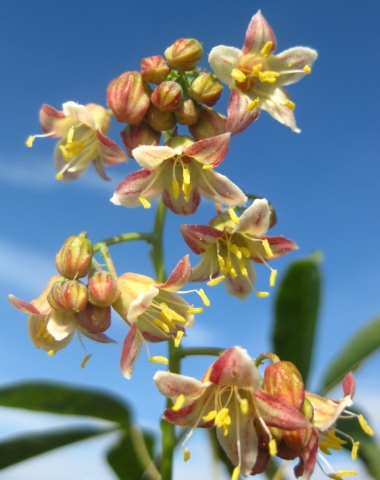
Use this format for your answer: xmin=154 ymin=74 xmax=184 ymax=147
xmin=303 ymin=65 xmax=311 ymax=74
xmin=172 ymin=394 xmax=185 ymax=411
xmin=149 ymin=356 xmax=169 ymax=365
xmin=207 ymin=276 xmax=225 ymax=286
xmin=229 ymin=266 xmax=237 ymax=278
xmin=351 ymin=441 xmax=359 ymax=460
xmin=269 ymin=438 xmax=277 ymax=456
xmin=247 ymin=98 xmax=260 ymax=111
xmin=160 ymin=303 xmax=186 ymax=323
xmin=25 ymin=131 xmax=55 ymax=147
xmin=197 ymin=289 xmax=210 ymax=306
xmin=153 ymin=318 xmax=170 ymax=333
xmin=231 ymin=68 xmax=246 ymax=83
xmin=80 ymin=354 xmax=92 ymax=369
xmin=260 ymin=41 xmax=273 ymax=58
xmin=283 ymin=99 xmax=296 ymax=110
xmin=240 ymin=246 xmax=250 ymax=257
xmin=67 ymin=126 xmax=75 ymax=144
xmin=47 ymin=349 xmax=56 ymax=356
xmin=182 ymin=165 xmax=191 ymax=185
xmin=202 ymin=165 xmax=214 ymax=170
xmin=230 ymin=244 xmax=242 ymax=259
xmin=358 ymin=414 xmax=374 ymax=436
xmin=228 ymin=207 xmax=240 ymax=225
xmin=215 ymin=408 xmax=231 ymax=436
xmin=160 ymin=311 xmax=176 ymax=329
xmin=187 ymin=307 xmax=204 ymax=314
xmin=327 ymin=471 xmax=358 ymax=479
xmin=182 ymin=181 xmax=192 ymax=202
xmin=138 ymin=196 xmax=151 ymax=209
xmin=256 ymin=291 xmax=270 ymax=298
xmin=262 ymin=239 xmax=274 ymax=257
xmin=239 ymin=398 xmax=248 ymax=415
xmin=174 ymin=330 xmax=184 ymax=347
xmin=238 ymin=260 xmax=248 ymax=276
xmin=252 ymin=64 xmax=262 ymax=76
xmin=319 ymin=430 xmax=346 ymax=454
xmin=203 ymin=410 xmax=218 ymax=422
xmin=183 ymin=448 xmax=191 ymax=462
xmin=59 ymin=145 xmax=71 ymax=162
xmin=25 ymin=136 xmax=35 ymax=147
xmin=270 ymin=269 xmax=277 ymax=287
xmin=231 ymin=466 xmax=241 ymax=480
xmin=172 ymin=179 xmax=180 ymax=199
xmin=258 ymin=71 xmax=280 ymax=83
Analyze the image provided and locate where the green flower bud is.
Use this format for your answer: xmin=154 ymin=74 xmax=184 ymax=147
xmin=175 ymin=98 xmax=202 ymax=125
xmin=145 ymin=103 xmax=176 ymax=131
xmin=47 ymin=280 xmax=88 ymax=313
xmin=189 ymin=73 xmax=223 ymax=106
xmin=164 ymin=38 xmax=203 ymax=71
xmin=55 ymin=232 xmax=93 ymax=280
xmin=88 ymin=271 xmax=120 ymax=308
xmin=151 ymin=81 xmax=183 ymax=112
xmin=188 ymin=105 xmax=226 ymax=140
xmin=141 ymin=55 xmax=170 ymax=84
xmin=120 ymin=122 xmax=161 ymax=158
xmin=75 ymin=304 xmax=111 ymax=334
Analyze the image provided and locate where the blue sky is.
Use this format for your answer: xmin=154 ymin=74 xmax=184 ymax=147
xmin=1 ymin=0 xmax=380 ymax=478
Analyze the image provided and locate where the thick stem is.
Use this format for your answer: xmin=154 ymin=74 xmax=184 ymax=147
xmin=150 ymin=198 xmax=167 ymax=283
xmin=93 ymin=232 xmax=151 ymax=250
xmin=175 ymin=347 xmax=224 ymax=360
xmin=96 ymin=243 xmax=118 ymax=278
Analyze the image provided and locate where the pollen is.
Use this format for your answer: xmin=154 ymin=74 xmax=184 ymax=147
xmin=303 ymin=65 xmax=312 ymax=74
xmin=138 ymin=196 xmax=151 ymax=209
xmin=283 ymin=99 xmax=296 ymax=110
xmin=358 ymin=414 xmax=374 ymax=436
xmin=270 ymin=269 xmax=278 ymax=287
xmin=25 ymin=136 xmax=35 ymax=147
xmin=203 ymin=410 xmax=218 ymax=422
xmin=47 ymin=349 xmax=56 ymax=356
xmin=231 ymin=68 xmax=246 ymax=83
xmin=187 ymin=307 xmax=204 ymax=314
xmin=182 ymin=165 xmax=191 ymax=185
xmin=202 ymin=165 xmax=214 ymax=170
xmin=231 ymin=466 xmax=241 ymax=480
xmin=197 ymin=288 xmax=210 ymax=306
xmin=80 ymin=354 xmax=92 ymax=369
xmin=351 ymin=441 xmax=359 ymax=460
xmin=228 ymin=207 xmax=240 ymax=225
xmin=183 ymin=448 xmax=191 ymax=462
xmin=207 ymin=275 xmax=225 ymax=286
xmin=262 ymin=239 xmax=274 ymax=257
xmin=172 ymin=179 xmax=180 ymax=199
xmin=256 ymin=291 xmax=270 ymax=298
xmin=260 ymin=41 xmax=273 ymax=58
xmin=239 ymin=398 xmax=248 ymax=415
xmin=174 ymin=330 xmax=184 ymax=347
xmin=182 ymin=181 xmax=192 ymax=202
xmin=252 ymin=64 xmax=262 ymax=76
xmin=149 ymin=356 xmax=169 ymax=365
xmin=269 ymin=438 xmax=277 ymax=456
xmin=259 ymin=71 xmax=280 ymax=83
xmin=319 ymin=429 xmax=346 ymax=455
xmin=215 ymin=407 xmax=231 ymax=436
xmin=172 ymin=394 xmax=185 ymax=411
xmin=55 ymin=173 xmax=64 ymax=181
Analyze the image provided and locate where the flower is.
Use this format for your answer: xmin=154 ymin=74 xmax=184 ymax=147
xmin=209 ymin=10 xmax=318 ymax=133
xmin=112 ymin=256 xmax=204 ymax=378
xmin=154 ymin=346 xmax=310 ymax=478
xmin=181 ymin=198 xmax=297 ymax=299
xmin=8 ymin=276 xmax=115 ymax=355
xmin=110 ymin=133 xmax=247 ymax=215
xmin=26 ymin=101 xmax=127 ymax=181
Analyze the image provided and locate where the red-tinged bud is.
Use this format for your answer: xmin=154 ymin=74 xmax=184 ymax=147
xmin=164 ymin=38 xmax=203 ymax=71
xmin=188 ymin=105 xmax=226 ymax=140
xmin=55 ymin=232 xmax=93 ymax=280
xmin=262 ymin=361 xmax=305 ymax=411
xmin=120 ymin=122 xmax=161 ymax=158
xmin=145 ymin=103 xmax=177 ymax=131
xmin=151 ymin=81 xmax=183 ymax=112
xmin=281 ymin=398 xmax=314 ymax=451
xmin=75 ymin=303 xmax=111 ymax=334
xmin=175 ymin=98 xmax=202 ymax=125
xmin=48 ymin=280 xmax=88 ymax=313
xmin=107 ymin=71 xmax=151 ymax=125
xmin=88 ymin=271 xmax=120 ymax=308
xmin=251 ymin=448 xmax=270 ymax=475
xmin=85 ymin=104 xmax=111 ymax=134
xmin=141 ymin=55 xmax=170 ymax=84
xmin=189 ymin=73 xmax=223 ymax=107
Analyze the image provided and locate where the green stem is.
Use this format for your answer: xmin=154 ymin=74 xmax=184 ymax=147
xmin=96 ymin=243 xmax=118 ymax=278
xmin=150 ymin=198 xmax=167 ymax=283
xmin=93 ymin=232 xmax=151 ymax=250
xmin=174 ymin=347 xmax=224 ymax=360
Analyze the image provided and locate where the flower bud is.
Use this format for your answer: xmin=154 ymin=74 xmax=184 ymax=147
xmin=120 ymin=122 xmax=161 ymax=158
xmin=75 ymin=303 xmax=111 ymax=334
xmin=175 ymin=98 xmax=202 ymax=125
xmin=164 ymin=38 xmax=203 ymax=71
xmin=145 ymin=103 xmax=176 ymax=131
xmin=151 ymin=81 xmax=183 ymax=112
xmin=48 ymin=280 xmax=88 ymax=313
xmin=141 ymin=55 xmax=170 ymax=84
xmin=55 ymin=232 xmax=93 ymax=280
xmin=188 ymin=106 xmax=226 ymax=140
xmin=106 ymin=71 xmax=151 ymax=125
xmin=85 ymin=104 xmax=111 ymax=134
xmin=189 ymin=73 xmax=223 ymax=106
xmin=88 ymin=271 xmax=120 ymax=308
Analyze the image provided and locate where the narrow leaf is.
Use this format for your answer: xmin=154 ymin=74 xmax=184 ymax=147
xmin=321 ymin=315 xmax=380 ymax=394
xmin=0 ymin=425 xmax=114 ymax=469
xmin=272 ymin=256 xmax=321 ymax=385
xmin=0 ymin=382 xmax=131 ymax=427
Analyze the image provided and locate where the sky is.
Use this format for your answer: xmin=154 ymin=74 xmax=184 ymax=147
xmin=1 ymin=0 xmax=380 ymax=478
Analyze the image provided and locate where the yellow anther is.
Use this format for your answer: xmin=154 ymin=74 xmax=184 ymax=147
xmin=303 ymin=65 xmax=311 ymax=74
xmin=182 ymin=165 xmax=191 ymax=184
xmin=149 ymin=356 xmax=169 ymax=365
xmin=283 ymin=99 xmax=296 ymax=110
xmin=231 ymin=68 xmax=246 ymax=83
xmin=262 ymin=239 xmax=274 ymax=258
xmin=238 ymin=259 xmax=248 ymax=276
xmin=25 ymin=136 xmax=35 ymax=147
xmin=59 ymin=145 xmax=71 ymax=161
xmin=240 ymin=246 xmax=250 ymax=257
xmin=138 ymin=196 xmax=151 ymax=209
xmin=160 ymin=303 xmax=186 ymax=323
xmin=319 ymin=430 xmax=346 ymax=455
xmin=351 ymin=441 xmax=359 ymax=460
xmin=66 ymin=140 xmax=85 ymax=155
xmin=207 ymin=275 xmax=225 ymax=286
xmin=80 ymin=354 xmax=92 ymax=369
xmin=230 ymin=244 xmax=242 ymax=259
xmin=160 ymin=311 xmax=176 ymax=329
xmin=231 ymin=466 xmax=241 ymax=480
xmin=187 ymin=307 xmax=204 ymax=314
xmin=218 ymin=255 xmax=226 ymax=270
xmin=203 ymin=410 xmax=218 ymax=422
xmin=358 ymin=414 xmax=374 ymax=436
xmin=252 ymin=64 xmax=262 ymax=76
xmin=182 ymin=181 xmax=192 ymax=202
xmin=269 ymin=438 xmax=277 ymax=456
xmin=153 ymin=318 xmax=170 ymax=333
xmin=260 ymin=41 xmax=273 ymax=58
xmin=172 ymin=179 xmax=180 ymax=199
xmin=328 ymin=471 xmax=358 ymax=479
xmin=270 ymin=269 xmax=278 ymax=287
xmin=183 ymin=448 xmax=191 ymax=462
xmin=240 ymin=398 xmax=249 ymax=415
xmin=202 ymin=164 xmax=214 ymax=170
xmin=256 ymin=291 xmax=270 ymax=298
xmin=247 ymin=98 xmax=260 ymax=111
xmin=197 ymin=288 xmax=210 ymax=306
xmin=259 ymin=70 xmax=280 ymax=83
xmin=228 ymin=207 xmax=240 ymax=224
xmin=55 ymin=173 xmax=64 ymax=180
xmin=215 ymin=408 xmax=231 ymax=436
xmin=172 ymin=394 xmax=185 ymax=411
xmin=174 ymin=330 xmax=184 ymax=347
xmin=47 ymin=349 xmax=56 ymax=356
xmin=229 ymin=266 xmax=237 ymax=278
xmin=67 ymin=126 xmax=75 ymax=144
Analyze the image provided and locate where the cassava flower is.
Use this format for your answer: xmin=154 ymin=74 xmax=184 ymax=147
xmin=110 ymin=133 xmax=247 ymax=216
xmin=26 ymin=101 xmax=126 ymax=181
xmin=209 ymin=10 xmax=317 ymax=133
xmin=181 ymin=198 xmax=297 ymax=299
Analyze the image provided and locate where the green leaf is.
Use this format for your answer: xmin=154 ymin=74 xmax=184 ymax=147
xmin=0 ymin=382 xmax=131 ymax=427
xmin=0 ymin=425 xmax=114 ymax=470
xmin=321 ymin=315 xmax=380 ymax=394
xmin=107 ymin=427 xmax=156 ymax=480
xmin=272 ymin=255 xmax=321 ymax=385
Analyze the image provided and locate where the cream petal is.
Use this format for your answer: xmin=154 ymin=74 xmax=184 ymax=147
xmin=127 ymin=286 xmax=159 ymax=323
xmin=196 ymin=168 xmax=247 ymax=207
xmin=46 ymin=310 xmax=76 ymax=341
xmin=180 ymin=224 xmax=223 ymax=255
xmin=96 ymin=130 xmax=127 ymax=166
xmin=111 ymin=168 xmax=163 ymax=208
xmin=157 ymin=255 xmax=192 ymax=292
xmin=132 ymin=145 xmax=177 ymax=169
xmin=208 ymin=46 xmax=242 ymax=86
xmin=268 ymin=47 xmax=318 ymax=86
xmin=226 ymin=90 xmax=260 ymax=136
xmin=190 ymin=250 xmax=220 ymax=283
xmin=39 ymin=104 xmax=71 ymax=137
xmin=28 ymin=315 xmax=74 ymax=352
xmin=154 ymin=371 xmax=210 ymax=401
xmin=183 ymin=133 xmax=230 ymax=167
xmin=259 ymin=87 xmax=300 ymax=133
xmin=233 ymin=198 xmax=270 ymax=236
xmin=161 ymin=185 xmax=201 ymax=216
xmin=62 ymin=101 xmax=95 ymax=129
xmin=223 ymin=258 xmax=256 ymax=300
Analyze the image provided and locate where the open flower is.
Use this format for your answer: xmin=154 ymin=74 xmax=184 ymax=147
xmin=154 ymin=347 xmax=310 ymax=478
xmin=27 ymin=101 xmax=126 ymax=181
xmin=181 ymin=198 xmax=297 ymax=299
xmin=110 ymin=133 xmax=247 ymax=216
xmin=209 ymin=11 xmax=317 ymax=133
xmin=112 ymin=256 xmax=204 ymax=378
xmin=8 ymin=276 xmax=115 ymax=356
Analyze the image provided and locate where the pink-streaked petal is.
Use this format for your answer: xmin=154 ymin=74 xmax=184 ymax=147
xmin=154 ymin=371 xmax=210 ymax=401
xmin=96 ymin=130 xmax=127 ymax=166
xmin=294 ymin=427 xmax=318 ymax=479
xmin=233 ymin=198 xmax=270 ymax=236
xmin=132 ymin=145 xmax=177 ymax=169
xmin=260 ymin=87 xmax=300 ymax=133
xmin=242 ymin=10 xmax=277 ymax=55
xmin=28 ymin=315 xmax=74 ymax=352
xmin=39 ymin=104 xmax=70 ymax=136
xmin=269 ymin=47 xmax=318 ymax=86
xmin=110 ymin=168 xmax=163 ymax=208
xmin=208 ymin=346 xmax=260 ymax=390
xmin=180 ymin=224 xmax=223 ymax=254
xmin=120 ymin=324 xmax=143 ymax=379
xmin=226 ymin=90 xmax=260 ymax=136
xmin=223 ymin=258 xmax=256 ymax=300
xmin=305 ymin=392 xmax=353 ymax=432
xmin=156 ymin=255 xmax=192 ymax=292
xmin=254 ymin=389 xmax=311 ymax=430
xmin=161 ymin=185 xmax=201 ymax=216
xmin=127 ymin=286 xmax=159 ymax=323
xmin=197 ymin=169 xmax=247 ymax=207
xmin=190 ymin=250 xmax=220 ymax=283
xmin=250 ymin=235 xmax=298 ymax=263
xmin=208 ymin=46 xmax=242 ymax=86
xmin=81 ymin=330 xmax=117 ymax=344
xmin=342 ymin=372 xmax=355 ymax=398
xmin=93 ymin=158 xmax=112 ymax=182
xmin=46 ymin=310 xmax=76 ymax=341
xmin=62 ymin=101 xmax=95 ymax=129
xmin=8 ymin=294 xmax=43 ymax=315
xmin=183 ymin=133 xmax=230 ymax=167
